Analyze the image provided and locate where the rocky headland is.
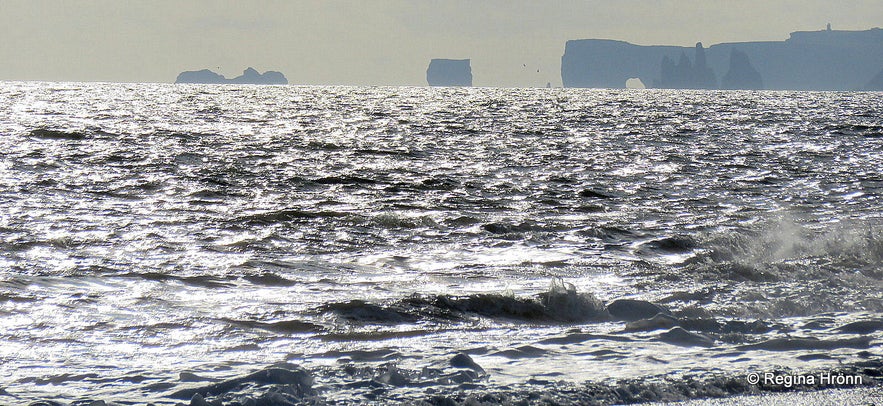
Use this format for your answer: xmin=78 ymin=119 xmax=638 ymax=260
xmin=561 ymin=28 xmax=883 ymax=90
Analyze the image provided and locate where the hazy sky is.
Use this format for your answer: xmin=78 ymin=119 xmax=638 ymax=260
xmin=1 ymin=0 xmax=881 ymax=87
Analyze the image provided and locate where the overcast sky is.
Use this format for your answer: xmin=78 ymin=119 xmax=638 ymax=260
xmin=1 ymin=0 xmax=881 ymax=87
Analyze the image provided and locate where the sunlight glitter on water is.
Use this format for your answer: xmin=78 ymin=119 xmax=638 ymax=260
xmin=0 ymin=83 xmax=880 ymax=404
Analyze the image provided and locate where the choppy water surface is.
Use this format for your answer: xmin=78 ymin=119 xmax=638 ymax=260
xmin=0 ymin=83 xmax=881 ymax=405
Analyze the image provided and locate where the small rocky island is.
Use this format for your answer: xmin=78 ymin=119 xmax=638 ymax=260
xmin=426 ymin=59 xmax=472 ymax=86
xmin=175 ymin=67 xmax=288 ymax=85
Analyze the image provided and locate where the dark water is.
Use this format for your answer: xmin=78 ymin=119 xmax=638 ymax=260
xmin=0 ymin=83 xmax=881 ymax=405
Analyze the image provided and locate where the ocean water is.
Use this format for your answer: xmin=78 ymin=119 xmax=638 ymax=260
xmin=0 ymin=82 xmax=881 ymax=405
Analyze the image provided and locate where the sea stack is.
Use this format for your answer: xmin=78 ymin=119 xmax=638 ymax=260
xmin=426 ymin=59 xmax=473 ymax=86
xmin=721 ymin=49 xmax=764 ymax=90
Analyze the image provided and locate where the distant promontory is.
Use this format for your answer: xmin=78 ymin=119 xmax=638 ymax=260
xmin=175 ymin=67 xmax=288 ymax=85
xmin=561 ymin=27 xmax=883 ymax=90
xmin=426 ymin=59 xmax=472 ymax=87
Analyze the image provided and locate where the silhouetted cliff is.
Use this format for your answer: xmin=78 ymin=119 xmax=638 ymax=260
xmin=692 ymin=43 xmax=717 ymax=89
xmin=721 ymin=49 xmax=763 ymax=90
xmin=426 ymin=59 xmax=472 ymax=87
xmin=175 ymin=69 xmax=226 ymax=84
xmin=561 ymin=40 xmax=683 ymax=89
xmin=865 ymin=67 xmax=883 ymax=91
xmin=175 ymin=67 xmax=288 ymax=85
xmin=561 ymin=28 xmax=883 ymax=90
xmin=658 ymin=43 xmax=717 ymax=89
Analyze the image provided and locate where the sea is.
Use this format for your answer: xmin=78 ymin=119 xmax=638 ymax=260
xmin=0 ymin=82 xmax=881 ymax=405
